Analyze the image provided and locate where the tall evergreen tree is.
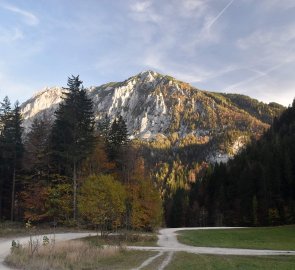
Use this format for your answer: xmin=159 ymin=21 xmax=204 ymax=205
xmin=97 ymin=114 xmax=111 ymax=139
xmin=50 ymin=75 xmax=95 ymax=220
xmin=10 ymin=102 xmax=24 ymax=221
xmin=0 ymin=96 xmax=12 ymax=219
xmin=107 ymin=115 xmax=129 ymax=161
xmin=24 ymin=116 xmax=52 ymax=176
xmin=0 ymin=99 xmax=24 ymax=220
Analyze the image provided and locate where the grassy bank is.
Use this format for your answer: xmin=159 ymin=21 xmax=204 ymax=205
xmin=5 ymin=240 xmax=155 ymax=270
xmin=0 ymin=221 xmax=92 ymax=238
xmin=0 ymin=222 xmax=27 ymax=237
xmin=84 ymin=232 xmax=158 ymax=247
xmin=178 ymin=225 xmax=295 ymax=250
xmin=166 ymin=252 xmax=295 ymax=270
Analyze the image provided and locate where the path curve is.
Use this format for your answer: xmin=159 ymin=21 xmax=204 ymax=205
xmin=0 ymin=232 xmax=94 ymax=270
xmin=1 ymin=228 xmax=295 ymax=270
xmin=128 ymin=227 xmax=295 ymax=256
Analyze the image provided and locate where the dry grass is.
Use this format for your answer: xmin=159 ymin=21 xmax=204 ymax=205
xmin=0 ymin=221 xmax=26 ymax=237
xmin=6 ymin=240 xmax=125 ymax=270
xmin=84 ymin=233 xmax=158 ymax=247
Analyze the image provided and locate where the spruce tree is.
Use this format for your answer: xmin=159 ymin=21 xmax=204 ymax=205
xmin=97 ymin=114 xmax=111 ymax=139
xmin=0 ymin=96 xmax=12 ymax=219
xmin=0 ymin=99 xmax=24 ymax=220
xmin=10 ymin=102 xmax=24 ymax=221
xmin=50 ymin=75 xmax=95 ymax=220
xmin=24 ymin=116 xmax=51 ymax=175
xmin=107 ymin=115 xmax=129 ymax=161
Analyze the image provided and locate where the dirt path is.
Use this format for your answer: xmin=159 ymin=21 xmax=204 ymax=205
xmin=128 ymin=227 xmax=295 ymax=256
xmin=0 ymin=232 xmax=94 ymax=270
xmin=1 ymin=228 xmax=295 ymax=270
xmin=131 ymin=251 xmax=164 ymax=270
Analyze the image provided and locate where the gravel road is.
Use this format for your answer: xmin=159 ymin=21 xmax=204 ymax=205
xmin=128 ymin=227 xmax=295 ymax=256
xmin=0 ymin=232 xmax=94 ymax=270
xmin=1 ymin=227 xmax=295 ymax=270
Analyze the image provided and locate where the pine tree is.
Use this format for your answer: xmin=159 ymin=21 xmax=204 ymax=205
xmin=50 ymin=75 xmax=95 ymax=220
xmin=10 ymin=102 xmax=24 ymax=221
xmin=97 ymin=114 xmax=111 ymax=139
xmin=24 ymin=116 xmax=51 ymax=176
xmin=107 ymin=115 xmax=129 ymax=161
xmin=0 ymin=99 xmax=24 ymax=220
xmin=0 ymin=96 xmax=12 ymax=219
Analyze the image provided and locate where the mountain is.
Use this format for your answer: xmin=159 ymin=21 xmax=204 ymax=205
xmin=20 ymin=70 xmax=284 ymax=163
xmin=186 ymin=100 xmax=295 ymax=227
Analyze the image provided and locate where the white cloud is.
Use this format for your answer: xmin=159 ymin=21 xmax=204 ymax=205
xmin=237 ymin=25 xmax=295 ymax=51
xmin=131 ymin=0 xmax=152 ymax=12
xmin=142 ymin=46 xmax=238 ymax=85
xmin=129 ymin=0 xmax=162 ymax=23
xmin=0 ymin=27 xmax=24 ymax=43
xmin=182 ymin=0 xmax=206 ymax=10
xmin=1 ymin=3 xmax=39 ymax=26
xmin=261 ymin=0 xmax=295 ymax=10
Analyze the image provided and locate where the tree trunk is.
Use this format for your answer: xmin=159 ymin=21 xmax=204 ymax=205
xmin=73 ymin=161 xmax=77 ymax=220
xmin=10 ymin=167 xmax=16 ymax=221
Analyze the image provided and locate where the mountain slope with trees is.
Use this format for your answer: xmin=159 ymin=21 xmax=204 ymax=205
xmin=20 ymin=71 xmax=285 ymax=167
xmin=1 ymin=72 xmax=290 ymax=231
xmin=186 ymin=100 xmax=295 ymax=227
xmin=0 ymin=75 xmax=162 ymax=233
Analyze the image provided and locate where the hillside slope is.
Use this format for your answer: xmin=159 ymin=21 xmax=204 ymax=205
xmin=188 ymin=100 xmax=295 ymax=227
xmin=20 ymin=70 xmax=284 ymax=162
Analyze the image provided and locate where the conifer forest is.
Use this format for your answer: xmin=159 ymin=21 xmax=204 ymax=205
xmin=0 ymin=75 xmax=294 ymax=230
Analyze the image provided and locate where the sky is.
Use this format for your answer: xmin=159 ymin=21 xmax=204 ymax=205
xmin=0 ymin=0 xmax=294 ymax=106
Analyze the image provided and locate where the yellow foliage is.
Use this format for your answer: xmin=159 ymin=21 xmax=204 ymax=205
xmin=78 ymin=174 xmax=126 ymax=229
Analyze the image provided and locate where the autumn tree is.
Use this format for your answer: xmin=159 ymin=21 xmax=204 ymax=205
xmin=78 ymin=174 xmax=126 ymax=235
xmin=126 ymin=156 xmax=162 ymax=231
xmin=21 ymin=177 xmax=71 ymax=224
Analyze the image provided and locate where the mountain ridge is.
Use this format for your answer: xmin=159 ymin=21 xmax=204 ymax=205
xmin=20 ymin=70 xmax=285 ymax=163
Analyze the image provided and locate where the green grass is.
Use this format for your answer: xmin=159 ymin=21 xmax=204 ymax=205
xmin=84 ymin=233 xmax=158 ymax=247
xmin=166 ymin=252 xmax=295 ymax=270
xmin=178 ymin=225 xmax=295 ymax=250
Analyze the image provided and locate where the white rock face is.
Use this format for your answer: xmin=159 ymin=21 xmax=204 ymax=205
xmin=87 ymin=71 xmax=174 ymax=137
xmin=21 ymin=71 xmax=176 ymax=138
xmin=20 ymin=70 xmax=251 ymax=162
xmin=207 ymin=136 xmax=248 ymax=164
xmin=207 ymin=151 xmax=230 ymax=164
xmin=21 ymin=87 xmax=65 ymax=129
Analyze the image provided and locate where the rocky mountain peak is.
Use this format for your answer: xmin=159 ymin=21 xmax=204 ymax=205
xmin=20 ymin=71 xmax=284 ymax=163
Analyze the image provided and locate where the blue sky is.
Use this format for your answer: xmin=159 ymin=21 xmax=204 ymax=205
xmin=0 ymin=0 xmax=294 ymax=106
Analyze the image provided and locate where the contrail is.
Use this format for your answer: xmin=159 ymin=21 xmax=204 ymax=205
xmin=206 ymin=0 xmax=235 ymax=29
xmin=227 ymin=60 xmax=294 ymax=90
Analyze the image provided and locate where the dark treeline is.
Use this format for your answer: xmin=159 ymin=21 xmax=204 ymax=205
xmin=0 ymin=98 xmax=23 ymax=220
xmin=0 ymin=76 xmax=162 ymax=231
xmin=172 ymin=99 xmax=295 ymax=227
